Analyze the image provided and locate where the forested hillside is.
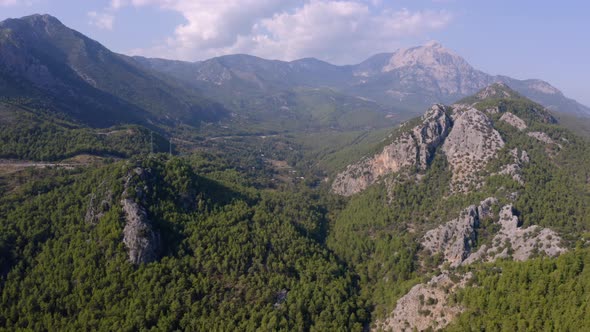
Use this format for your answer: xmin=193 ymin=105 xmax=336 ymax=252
xmin=1 ymin=13 xmax=590 ymax=332
xmin=0 ymin=155 xmax=368 ymax=330
xmin=1 ymin=83 xmax=588 ymax=331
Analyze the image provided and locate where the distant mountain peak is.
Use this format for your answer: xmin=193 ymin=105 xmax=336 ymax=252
xmin=474 ymin=82 xmax=520 ymax=100
xmin=382 ymin=41 xmax=471 ymax=73
xmin=14 ymin=13 xmax=64 ymax=28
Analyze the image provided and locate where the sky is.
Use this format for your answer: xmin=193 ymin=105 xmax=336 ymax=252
xmin=0 ymin=0 xmax=588 ymax=105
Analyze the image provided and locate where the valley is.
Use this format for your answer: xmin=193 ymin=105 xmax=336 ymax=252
xmin=0 ymin=13 xmax=589 ymax=332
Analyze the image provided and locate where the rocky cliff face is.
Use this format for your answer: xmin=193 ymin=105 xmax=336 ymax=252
xmin=120 ymin=167 xmax=160 ymax=265
xmin=500 ymin=112 xmax=528 ymax=130
xmin=464 ymin=204 xmax=566 ymax=264
xmin=382 ymin=197 xmax=566 ymax=331
xmin=423 ymin=198 xmax=565 ymax=268
xmin=376 ymin=272 xmax=473 ymax=332
xmin=332 ymin=104 xmax=504 ymax=195
xmin=442 ymin=107 xmax=505 ymax=192
xmin=422 ymin=197 xmax=497 ymax=267
xmin=332 ymin=104 xmax=451 ymax=196
xmin=496 ymin=148 xmax=529 ymax=185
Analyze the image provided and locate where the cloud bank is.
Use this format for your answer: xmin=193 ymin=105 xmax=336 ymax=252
xmin=98 ymin=0 xmax=453 ymax=63
xmin=88 ymin=11 xmax=115 ymax=30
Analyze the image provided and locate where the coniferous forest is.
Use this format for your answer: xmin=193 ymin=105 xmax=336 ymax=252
xmin=1 ymin=12 xmax=590 ymax=332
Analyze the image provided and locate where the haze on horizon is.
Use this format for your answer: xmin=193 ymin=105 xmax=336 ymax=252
xmin=0 ymin=0 xmax=588 ymax=105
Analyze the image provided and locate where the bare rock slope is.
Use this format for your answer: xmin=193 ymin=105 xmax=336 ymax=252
xmin=379 ymin=199 xmax=566 ymax=331
xmin=376 ymin=272 xmax=473 ymax=332
xmin=332 ymin=104 xmax=451 ymax=196
xmin=442 ymin=108 xmax=504 ymax=192
xmin=422 ymin=197 xmax=497 ymax=267
xmin=332 ymin=104 xmax=504 ymax=195
xmin=120 ymin=167 xmax=160 ymax=264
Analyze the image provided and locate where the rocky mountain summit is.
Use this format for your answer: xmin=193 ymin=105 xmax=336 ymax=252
xmin=332 ymin=83 xmax=559 ymax=196
xmin=350 ymin=83 xmax=576 ymax=331
xmin=137 ymin=38 xmax=590 ymax=118
xmin=331 ymin=104 xmax=451 ymax=196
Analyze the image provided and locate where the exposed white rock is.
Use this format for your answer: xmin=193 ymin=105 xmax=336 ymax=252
xmin=477 ymin=197 xmax=498 ymax=219
xmin=332 ymin=104 xmax=451 ymax=196
xmin=121 ymin=198 xmax=160 ymax=265
xmin=474 ymin=82 xmax=515 ymax=99
xmin=120 ymin=167 xmax=160 ymax=264
xmin=485 ymin=107 xmax=500 ymax=114
xmin=442 ymin=108 xmax=505 ymax=193
xmin=375 ymin=272 xmax=473 ymax=332
xmin=500 ymin=112 xmax=527 ymax=130
xmin=422 ymin=198 xmax=497 ymax=267
xmin=464 ymin=205 xmax=566 ymax=263
xmin=85 ymin=181 xmax=112 ymax=224
xmin=496 ymin=148 xmax=529 ymax=185
xmin=422 ymin=198 xmax=565 ymax=267
xmin=422 ymin=206 xmax=479 ymax=267
xmin=391 ymin=200 xmax=566 ymax=331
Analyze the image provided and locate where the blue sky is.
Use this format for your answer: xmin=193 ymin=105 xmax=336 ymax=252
xmin=1 ymin=0 xmax=588 ymax=105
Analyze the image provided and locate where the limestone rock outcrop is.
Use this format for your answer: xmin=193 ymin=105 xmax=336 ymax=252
xmin=464 ymin=204 xmax=566 ymax=264
xmin=120 ymin=167 xmax=160 ymax=265
xmin=376 ymin=272 xmax=473 ymax=332
xmin=442 ymin=108 xmax=505 ymax=192
xmin=390 ymin=199 xmax=566 ymax=331
xmin=496 ymin=148 xmax=529 ymax=185
xmin=332 ymin=104 xmax=451 ymax=196
xmin=421 ymin=197 xmax=497 ymax=267
xmin=528 ymin=131 xmax=561 ymax=148
xmin=500 ymin=112 xmax=527 ymax=130
xmin=423 ymin=198 xmax=565 ymax=268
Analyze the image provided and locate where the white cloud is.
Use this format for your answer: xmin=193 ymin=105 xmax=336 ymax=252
xmin=0 ymin=0 xmax=36 ymax=6
xmin=88 ymin=11 xmax=115 ymax=30
xmin=0 ymin=0 xmax=20 ymax=6
xmin=107 ymin=0 xmax=453 ymax=63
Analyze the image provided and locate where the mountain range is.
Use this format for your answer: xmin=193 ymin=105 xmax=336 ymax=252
xmin=0 ymin=14 xmax=587 ymax=138
xmin=1 ymin=13 xmax=590 ymax=332
xmin=137 ymin=41 xmax=590 ymax=119
xmin=0 ymin=14 xmax=227 ymax=128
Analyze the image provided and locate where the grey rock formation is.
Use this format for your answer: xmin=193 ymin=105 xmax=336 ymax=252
xmin=375 ymin=272 xmax=473 ymax=332
xmin=423 ymin=197 xmax=565 ymax=267
xmin=413 ymin=104 xmax=453 ymax=169
xmin=442 ymin=108 xmax=504 ymax=192
xmin=394 ymin=199 xmax=566 ymax=331
xmin=477 ymin=197 xmax=498 ymax=219
xmin=332 ymin=104 xmax=451 ymax=196
xmin=422 ymin=198 xmax=497 ymax=267
xmin=333 ymin=104 xmax=506 ymax=195
xmin=496 ymin=148 xmax=529 ymax=185
xmin=500 ymin=112 xmax=527 ymax=130
xmin=464 ymin=205 xmax=566 ymax=263
xmin=121 ymin=198 xmax=160 ymax=265
xmin=120 ymin=167 xmax=160 ymax=265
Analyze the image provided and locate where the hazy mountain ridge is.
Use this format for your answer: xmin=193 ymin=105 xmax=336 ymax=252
xmin=0 ymin=14 xmax=227 ymax=128
xmin=137 ymin=41 xmax=590 ymax=118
